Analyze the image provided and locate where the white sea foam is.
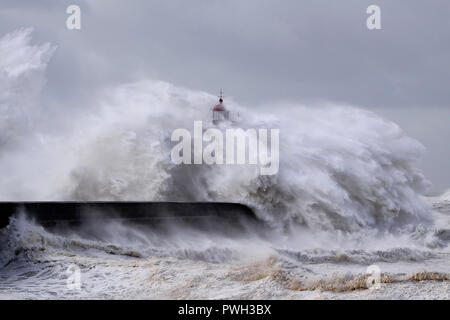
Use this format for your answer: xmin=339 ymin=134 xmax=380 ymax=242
xmin=0 ymin=29 xmax=432 ymax=233
xmin=0 ymin=29 xmax=448 ymax=299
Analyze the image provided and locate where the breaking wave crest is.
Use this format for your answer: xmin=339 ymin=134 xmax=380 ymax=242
xmin=0 ymin=29 xmax=432 ymax=234
xmin=0 ymin=29 xmax=448 ymax=299
xmin=0 ymin=28 xmax=55 ymax=149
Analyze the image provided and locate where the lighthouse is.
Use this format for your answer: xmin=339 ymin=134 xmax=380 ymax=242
xmin=212 ymin=89 xmax=229 ymax=125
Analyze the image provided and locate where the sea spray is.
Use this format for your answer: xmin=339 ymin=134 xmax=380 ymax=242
xmin=0 ymin=29 xmax=432 ymax=233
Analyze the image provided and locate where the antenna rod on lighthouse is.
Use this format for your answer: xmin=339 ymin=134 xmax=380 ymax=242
xmin=219 ymin=88 xmax=223 ymax=103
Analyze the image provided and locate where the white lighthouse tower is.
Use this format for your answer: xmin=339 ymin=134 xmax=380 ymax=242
xmin=212 ymin=89 xmax=229 ymax=125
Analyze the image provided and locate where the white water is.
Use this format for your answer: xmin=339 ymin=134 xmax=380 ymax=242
xmin=0 ymin=29 xmax=448 ymax=299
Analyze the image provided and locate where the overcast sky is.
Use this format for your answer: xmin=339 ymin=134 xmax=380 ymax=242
xmin=1 ymin=0 xmax=449 ymax=193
